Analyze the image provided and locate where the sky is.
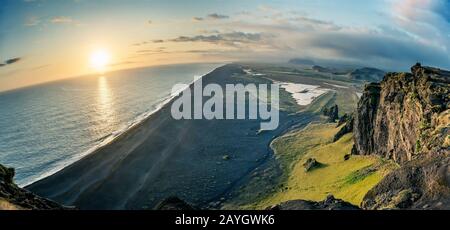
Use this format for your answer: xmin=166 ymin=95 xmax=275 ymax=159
xmin=0 ymin=0 xmax=449 ymax=92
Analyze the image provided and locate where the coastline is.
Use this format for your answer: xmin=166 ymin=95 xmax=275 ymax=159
xmin=26 ymin=63 xmax=310 ymax=209
xmin=20 ymin=65 xmax=223 ymax=188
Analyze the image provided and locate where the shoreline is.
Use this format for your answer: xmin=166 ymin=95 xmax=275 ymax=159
xmin=21 ymin=65 xmax=224 ymax=188
xmin=26 ymin=63 xmax=311 ymax=209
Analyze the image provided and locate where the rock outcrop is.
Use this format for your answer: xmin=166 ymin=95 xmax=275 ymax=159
xmin=353 ymin=63 xmax=450 ymax=209
xmin=323 ymin=104 xmax=339 ymax=122
xmin=334 ymin=113 xmax=354 ymax=142
xmin=0 ymin=164 xmax=68 ymax=210
xmin=362 ymin=155 xmax=450 ymax=210
xmin=268 ymin=195 xmax=360 ymax=210
xmin=353 ymin=63 xmax=449 ymax=163
xmin=303 ymin=158 xmax=322 ymax=172
xmin=155 ymin=196 xmax=196 ymax=210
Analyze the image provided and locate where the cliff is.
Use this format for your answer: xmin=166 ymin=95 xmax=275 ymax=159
xmin=0 ymin=164 xmax=68 ymax=210
xmin=353 ymin=63 xmax=449 ymax=209
xmin=353 ymin=63 xmax=449 ymax=163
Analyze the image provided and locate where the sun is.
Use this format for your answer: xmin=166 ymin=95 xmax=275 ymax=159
xmin=89 ymin=49 xmax=110 ymax=73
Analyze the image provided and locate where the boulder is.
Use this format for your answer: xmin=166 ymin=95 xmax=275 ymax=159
xmin=303 ymin=158 xmax=322 ymax=172
xmin=268 ymin=195 xmax=360 ymax=210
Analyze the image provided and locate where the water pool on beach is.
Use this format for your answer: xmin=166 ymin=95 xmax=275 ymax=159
xmin=0 ymin=63 xmax=221 ymax=186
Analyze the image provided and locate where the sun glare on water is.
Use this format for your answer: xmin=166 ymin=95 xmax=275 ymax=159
xmin=90 ymin=49 xmax=111 ymax=73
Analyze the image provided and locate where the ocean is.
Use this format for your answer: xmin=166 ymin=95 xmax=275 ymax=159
xmin=0 ymin=63 xmax=222 ymax=187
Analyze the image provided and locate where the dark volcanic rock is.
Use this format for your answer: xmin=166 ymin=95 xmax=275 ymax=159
xmin=362 ymin=155 xmax=450 ymax=210
xmin=0 ymin=163 xmax=68 ymax=210
xmin=353 ymin=64 xmax=449 ymax=164
xmin=334 ymin=113 xmax=354 ymax=142
xmin=336 ymin=113 xmax=351 ymax=127
xmin=268 ymin=195 xmax=360 ymax=210
xmin=155 ymin=196 xmax=196 ymax=210
xmin=303 ymin=158 xmax=321 ymax=172
xmin=353 ymin=63 xmax=450 ymax=209
xmin=353 ymin=82 xmax=381 ymax=157
xmin=344 ymin=154 xmax=351 ymax=161
xmin=323 ymin=105 xmax=339 ymax=122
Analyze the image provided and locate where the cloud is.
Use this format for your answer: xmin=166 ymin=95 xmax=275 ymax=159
xmin=136 ymin=47 xmax=167 ymax=54
xmin=193 ymin=13 xmax=230 ymax=22
xmin=300 ymin=30 xmax=449 ymax=69
xmin=108 ymin=61 xmax=137 ymax=67
xmin=147 ymin=20 xmax=152 ymax=24
xmin=24 ymin=17 xmax=40 ymax=26
xmin=50 ymin=16 xmax=74 ymax=24
xmin=0 ymin=57 xmax=22 ymax=67
xmin=152 ymin=39 xmax=164 ymax=43
xmin=132 ymin=41 xmax=149 ymax=46
xmin=31 ymin=64 xmax=50 ymax=70
xmin=169 ymin=31 xmax=265 ymax=48
xmin=289 ymin=16 xmax=342 ymax=31
xmin=207 ymin=13 xmax=229 ymax=20
xmin=5 ymin=58 xmax=21 ymax=64
xmin=192 ymin=17 xmax=204 ymax=21
xmin=391 ymin=0 xmax=449 ymax=49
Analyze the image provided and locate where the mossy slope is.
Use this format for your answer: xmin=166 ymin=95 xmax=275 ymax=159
xmin=245 ymin=123 xmax=396 ymax=209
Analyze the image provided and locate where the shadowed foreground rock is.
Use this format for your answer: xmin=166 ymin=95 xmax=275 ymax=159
xmin=267 ymin=195 xmax=360 ymax=210
xmin=0 ymin=164 xmax=69 ymax=210
xmin=155 ymin=197 xmax=196 ymax=210
xmin=362 ymin=156 xmax=450 ymax=210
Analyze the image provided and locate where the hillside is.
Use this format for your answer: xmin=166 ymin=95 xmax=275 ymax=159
xmin=259 ymin=63 xmax=449 ymax=210
xmin=238 ymin=123 xmax=396 ymax=210
xmin=0 ymin=164 xmax=67 ymax=210
xmin=347 ymin=67 xmax=385 ymax=82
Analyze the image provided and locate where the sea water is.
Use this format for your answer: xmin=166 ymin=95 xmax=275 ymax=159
xmin=0 ymin=63 xmax=221 ymax=186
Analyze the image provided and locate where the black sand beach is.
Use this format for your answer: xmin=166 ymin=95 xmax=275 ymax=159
xmin=27 ymin=64 xmax=314 ymax=209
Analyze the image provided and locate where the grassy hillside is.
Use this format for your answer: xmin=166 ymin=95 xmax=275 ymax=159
xmin=241 ymin=123 xmax=397 ymax=209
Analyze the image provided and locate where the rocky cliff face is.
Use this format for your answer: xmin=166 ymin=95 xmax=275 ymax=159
xmin=362 ymin=155 xmax=450 ymax=210
xmin=353 ymin=63 xmax=449 ymax=163
xmin=0 ymin=164 xmax=68 ymax=210
xmin=353 ymin=63 xmax=450 ymax=209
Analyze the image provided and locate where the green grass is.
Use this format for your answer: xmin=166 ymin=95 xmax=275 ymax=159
xmin=304 ymin=91 xmax=337 ymax=114
xmin=241 ymin=123 xmax=397 ymax=209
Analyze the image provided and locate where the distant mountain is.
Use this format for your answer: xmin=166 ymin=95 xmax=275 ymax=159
xmin=347 ymin=67 xmax=385 ymax=82
xmin=288 ymin=58 xmax=315 ymax=66
xmin=312 ymin=65 xmax=349 ymax=75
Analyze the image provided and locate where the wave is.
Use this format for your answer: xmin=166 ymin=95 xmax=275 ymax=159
xmin=20 ymin=66 xmax=220 ymax=187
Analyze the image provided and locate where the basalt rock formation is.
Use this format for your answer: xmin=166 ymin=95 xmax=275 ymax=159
xmin=0 ymin=164 xmax=68 ymax=210
xmin=323 ymin=104 xmax=339 ymax=122
xmin=354 ymin=63 xmax=449 ymax=209
xmin=334 ymin=113 xmax=354 ymax=142
xmin=353 ymin=63 xmax=449 ymax=163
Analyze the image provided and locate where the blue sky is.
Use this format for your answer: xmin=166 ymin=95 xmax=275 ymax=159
xmin=0 ymin=0 xmax=449 ymax=91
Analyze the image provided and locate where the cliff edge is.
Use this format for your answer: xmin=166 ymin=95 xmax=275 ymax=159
xmin=354 ymin=63 xmax=449 ymax=209
xmin=0 ymin=164 xmax=68 ymax=210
